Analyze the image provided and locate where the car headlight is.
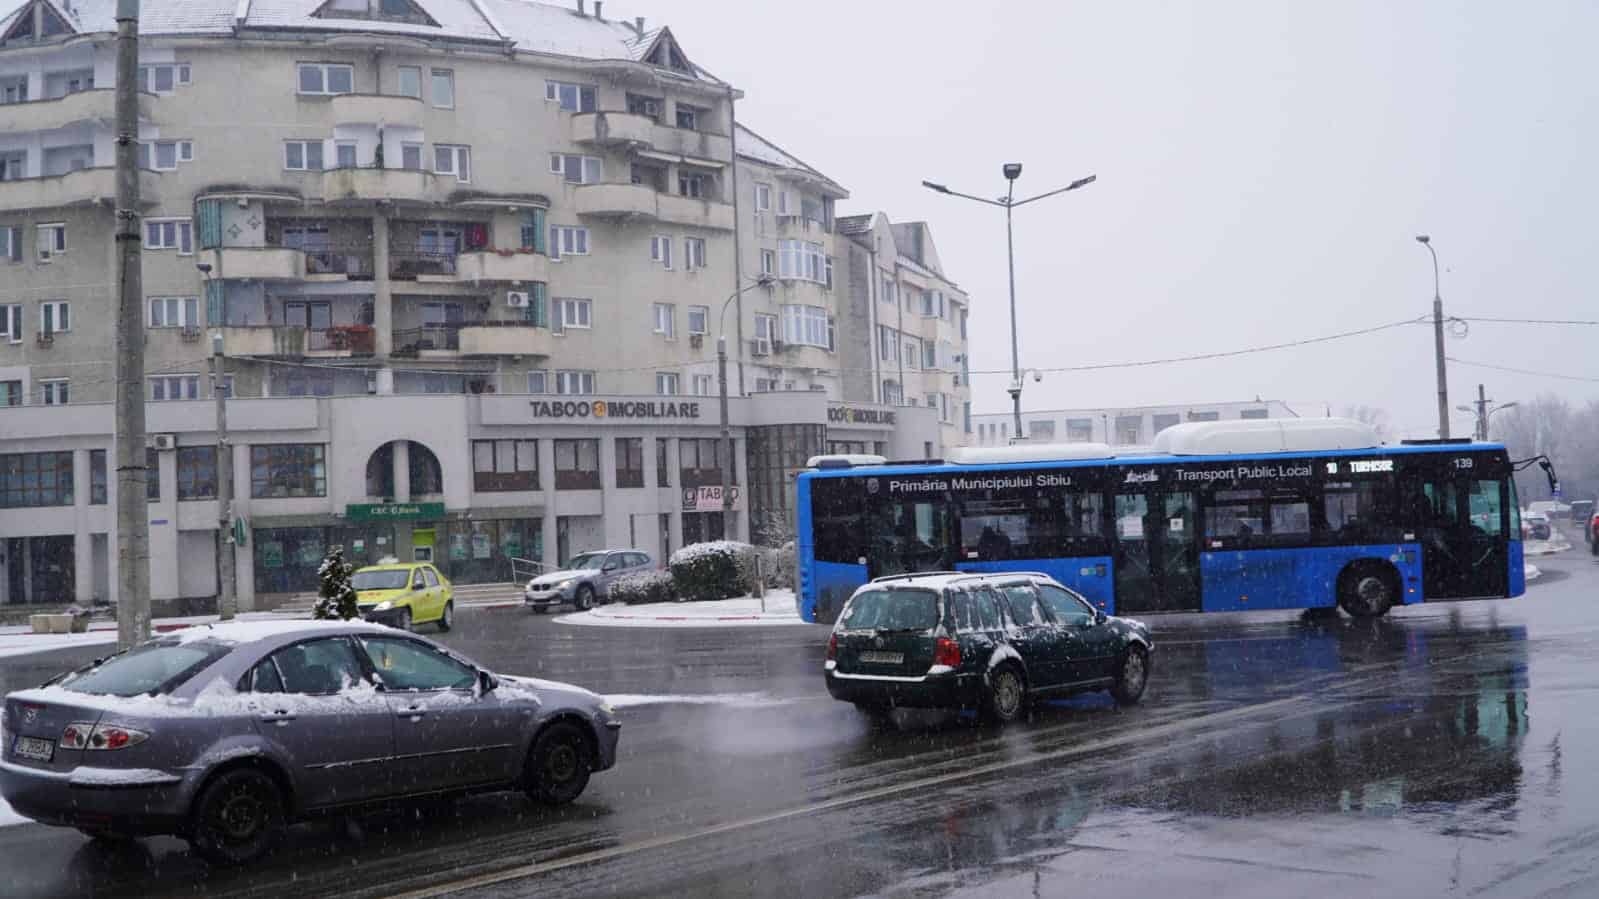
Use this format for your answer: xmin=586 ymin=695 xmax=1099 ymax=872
xmin=374 ymin=600 xmax=393 ymax=611
xmin=557 ymin=578 xmax=578 ymax=589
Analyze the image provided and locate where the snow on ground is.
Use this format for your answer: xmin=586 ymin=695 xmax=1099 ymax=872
xmin=1524 ymin=535 xmax=1574 ymax=556
xmin=604 ymin=692 xmax=780 ymax=708
xmin=556 ymin=590 xmax=816 ymax=629
xmin=1525 ymin=563 xmax=1543 ymax=582
xmin=0 ymin=630 xmax=118 ymax=660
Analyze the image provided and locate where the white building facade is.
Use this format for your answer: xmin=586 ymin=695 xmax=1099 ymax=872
xmin=0 ymin=0 xmax=966 ymax=608
xmin=972 ymin=400 xmax=1300 ymax=447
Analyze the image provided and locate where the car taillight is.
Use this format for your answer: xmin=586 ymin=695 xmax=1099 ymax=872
xmin=933 ymin=637 xmax=961 ymax=668
xmin=63 ymin=723 xmax=150 ymax=751
xmin=826 ymin=633 xmax=837 ymax=661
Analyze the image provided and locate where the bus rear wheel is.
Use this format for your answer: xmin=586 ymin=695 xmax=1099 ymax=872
xmin=1338 ymin=563 xmax=1397 ymax=619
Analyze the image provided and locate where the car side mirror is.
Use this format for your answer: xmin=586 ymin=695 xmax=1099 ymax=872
xmin=478 ymin=670 xmax=497 ymax=694
xmin=1093 ymin=610 xmax=1107 ymax=625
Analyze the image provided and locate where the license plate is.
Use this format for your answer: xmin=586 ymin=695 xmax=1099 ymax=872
xmin=858 ymin=651 xmax=904 ymax=665
xmin=12 ymin=736 xmax=53 ymax=762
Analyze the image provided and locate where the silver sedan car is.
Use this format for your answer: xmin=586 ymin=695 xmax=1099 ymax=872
xmin=0 ymin=620 xmax=620 ymax=864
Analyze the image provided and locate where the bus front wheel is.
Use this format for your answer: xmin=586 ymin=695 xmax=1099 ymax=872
xmin=1338 ymin=563 xmax=1398 ymax=619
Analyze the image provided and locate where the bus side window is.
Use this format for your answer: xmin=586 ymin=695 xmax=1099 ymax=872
xmin=811 ymin=478 xmax=865 ymax=564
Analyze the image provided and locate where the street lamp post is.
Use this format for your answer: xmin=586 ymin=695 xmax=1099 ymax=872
xmin=716 ymin=275 xmax=774 ymax=541
xmin=1415 ymin=235 xmax=1449 ymax=439
xmin=924 ymin=168 xmax=1095 ymax=442
xmin=1458 ymin=387 xmax=1517 ymax=442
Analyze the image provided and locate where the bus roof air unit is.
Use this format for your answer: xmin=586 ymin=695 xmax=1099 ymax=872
xmin=1151 ymin=418 xmax=1382 ymax=456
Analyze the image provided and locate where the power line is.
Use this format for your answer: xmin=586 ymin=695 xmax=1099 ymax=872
xmin=1452 ymin=315 xmax=1599 ymax=326
xmin=1447 ymin=356 xmax=1599 ymax=384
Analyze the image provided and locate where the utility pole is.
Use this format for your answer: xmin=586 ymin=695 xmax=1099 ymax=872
xmin=1475 ymin=383 xmax=1489 ymax=442
xmin=213 ymin=331 xmax=236 ymax=619
xmin=114 ymin=0 xmax=150 ymax=649
xmin=1415 ymin=235 xmax=1449 ymax=439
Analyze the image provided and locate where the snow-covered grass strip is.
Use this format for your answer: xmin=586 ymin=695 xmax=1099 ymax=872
xmin=557 ymin=592 xmax=816 ymax=629
xmin=0 ymin=631 xmax=117 ymax=660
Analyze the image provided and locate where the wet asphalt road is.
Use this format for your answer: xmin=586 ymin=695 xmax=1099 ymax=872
xmin=1 ymin=547 xmax=1596 ymax=899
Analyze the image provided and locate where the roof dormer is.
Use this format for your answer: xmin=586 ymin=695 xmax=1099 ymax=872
xmin=311 ymin=0 xmax=440 ymax=28
xmin=1 ymin=0 xmax=78 ymax=48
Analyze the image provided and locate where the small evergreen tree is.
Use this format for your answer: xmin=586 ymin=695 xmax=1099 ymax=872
xmin=312 ymin=546 xmax=359 ymax=620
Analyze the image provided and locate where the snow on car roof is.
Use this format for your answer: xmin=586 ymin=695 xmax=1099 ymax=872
xmin=172 ymin=618 xmax=390 ymax=645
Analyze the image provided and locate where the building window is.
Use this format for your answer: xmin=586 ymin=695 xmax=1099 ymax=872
xmin=753 ymin=314 xmax=777 ymax=354
xmin=678 ymin=172 xmax=711 ymax=199
xmin=687 ymin=305 xmax=708 ymax=335
xmin=755 ymin=182 xmax=771 ymax=211
xmin=284 ymin=140 xmax=325 ymax=171
xmin=37 ymin=378 xmax=68 ymax=405
xmin=473 ymin=439 xmax=538 ymax=492
xmin=1152 ymin=413 xmax=1181 ymax=436
xmin=138 ymin=140 xmax=193 ymax=171
xmin=656 ymin=372 xmax=680 ymax=395
xmin=760 ymin=249 xmax=775 ymax=276
xmin=433 ymin=144 xmax=470 ymax=182
xmin=297 ymin=62 xmax=353 ymax=95
xmin=553 ymin=438 xmax=600 ymax=490
xmin=656 ymin=438 xmax=671 ymax=486
xmin=626 ymin=92 xmax=662 ymax=119
xmin=138 ymin=62 xmax=190 ymax=94
xmin=145 ymin=448 xmax=160 ymax=501
xmin=177 ymin=445 xmax=217 ymax=500
xmin=1029 ymin=420 xmax=1056 ymax=441
xmin=36 ymin=223 xmax=65 ymax=261
xmin=0 ymin=304 xmax=19 ymax=343
xmin=878 ymin=326 xmax=898 ymax=362
xmin=39 ymin=300 xmax=68 ymax=335
xmin=754 ymin=378 xmax=777 ymax=393
xmin=652 ymin=302 xmax=675 ymax=338
xmin=555 ymin=297 xmax=591 ymax=331
xmin=778 ymin=239 xmax=827 ymax=283
xmin=548 ymin=226 xmax=589 ymax=259
xmin=679 ymin=438 xmax=733 ymax=488
xmin=650 ymin=235 xmax=673 ymax=268
xmin=1 ymin=225 xmax=21 ymax=262
xmin=616 ymin=437 xmax=645 ymax=488
xmin=150 ymin=374 xmax=200 ymax=401
xmin=144 ymin=218 xmax=193 ymax=253
xmin=0 ymin=152 xmax=23 ymax=181
xmin=250 ymin=444 xmax=327 ymax=498
xmin=692 ymin=374 xmax=713 ymax=396
xmin=0 ymin=379 xmax=20 ymax=404
xmin=683 ymin=237 xmax=706 ymax=270
xmin=1240 ymin=408 xmax=1270 ymax=420
xmin=1067 ymin=419 xmax=1094 ymax=442
xmin=1187 ymin=410 xmax=1220 ymax=422
xmin=904 ymin=339 xmax=920 ymax=369
xmin=397 ymin=65 xmax=421 ymax=98
xmin=882 ymin=380 xmax=903 ymax=406
xmin=148 ymin=296 xmax=200 ymax=328
xmin=527 ymin=369 xmax=548 ymax=393
xmin=555 ymin=370 xmax=595 ymax=395
xmin=89 ymin=449 xmax=107 ymax=503
xmin=334 ymin=140 xmax=357 ymax=169
xmin=923 ymin=341 xmax=937 ymax=369
xmin=0 ymin=452 xmax=74 ymax=508
xmin=429 ymin=68 xmax=453 ymax=108
xmin=782 ymin=305 xmax=831 ymax=349
xmin=675 ymin=103 xmax=702 ymax=130
xmin=549 ymin=153 xmax=601 ymax=184
xmin=1115 ymin=416 xmax=1142 ymax=445
xmin=545 ymin=80 xmax=596 ymax=112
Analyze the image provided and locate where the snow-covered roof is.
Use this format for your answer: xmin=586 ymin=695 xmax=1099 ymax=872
xmin=736 ymin=123 xmax=846 ymax=197
xmin=171 ymin=618 xmax=390 ymax=645
xmin=0 ymin=0 xmax=239 ymax=36
xmin=247 ymin=0 xmax=501 ymax=42
xmin=835 ymin=214 xmax=874 ymax=235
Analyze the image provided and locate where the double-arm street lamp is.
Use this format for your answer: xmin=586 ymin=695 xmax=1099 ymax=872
xmin=716 ymin=274 xmax=775 ymax=529
xmin=923 ymin=166 xmax=1096 ymax=441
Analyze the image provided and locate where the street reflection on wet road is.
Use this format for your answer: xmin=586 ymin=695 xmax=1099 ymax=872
xmin=0 ymin=551 xmax=1594 ymax=899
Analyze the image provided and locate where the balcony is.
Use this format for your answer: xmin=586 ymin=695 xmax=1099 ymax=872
xmin=574 ymin=183 xmax=735 ymax=231
xmin=392 ymin=325 xmax=465 ymax=355
xmin=206 ymin=247 xmax=304 ymax=281
xmin=457 ymin=322 xmax=555 ymax=357
xmin=304 ymin=246 xmax=375 ymax=280
xmin=305 ymin=325 xmax=376 ymax=357
xmin=0 ymin=89 xmax=146 ymax=133
xmin=455 ymin=250 xmax=549 ymax=283
xmin=0 ymin=167 xmax=159 ymax=212
xmin=389 ymin=249 xmax=458 ymax=280
xmin=329 ymin=93 xmax=423 ymax=128
xmin=772 ymin=341 xmax=836 ymax=371
xmin=322 ymin=167 xmax=446 ymax=205
xmin=570 ymin=111 xmax=656 ymax=147
xmin=652 ymin=125 xmax=732 ymax=162
xmin=221 ymin=326 xmax=306 ymax=358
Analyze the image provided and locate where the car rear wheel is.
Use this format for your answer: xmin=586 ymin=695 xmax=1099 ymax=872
xmin=982 ymin=665 xmax=1026 ymax=724
xmin=188 ymin=768 xmax=286 ymax=865
xmin=574 ymin=585 xmax=595 ymax=611
xmin=1110 ymin=646 xmax=1150 ymax=704
xmin=525 ymin=722 xmax=592 ymax=805
xmin=437 ymin=601 xmax=454 ymax=632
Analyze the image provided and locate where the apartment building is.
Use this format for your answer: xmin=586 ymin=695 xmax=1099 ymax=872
xmin=0 ymin=0 xmax=965 ymax=608
xmin=972 ymin=400 xmax=1300 ymax=447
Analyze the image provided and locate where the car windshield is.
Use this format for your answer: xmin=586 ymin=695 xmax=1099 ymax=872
xmin=565 ymin=552 xmax=605 ymax=571
xmin=841 ymin=588 xmax=940 ymax=631
xmin=352 ymin=569 xmax=411 ymax=590
xmin=56 ymin=640 xmax=233 ymax=697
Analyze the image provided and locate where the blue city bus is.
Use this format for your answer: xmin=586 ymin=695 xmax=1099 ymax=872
xmin=795 ymin=421 xmax=1528 ymax=624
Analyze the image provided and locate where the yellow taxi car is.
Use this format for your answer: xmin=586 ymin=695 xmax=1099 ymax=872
xmin=351 ymin=561 xmax=455 ymax=632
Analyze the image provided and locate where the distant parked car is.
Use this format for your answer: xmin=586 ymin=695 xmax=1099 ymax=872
xmin=1569 ymin=500 xmax=1594 ymax=527
xmin=0 ymin=620 xmax=620 ymax=864
xmin=1523 ymin=512 xmax=1551 ymax=541
xmin=524 ymin=549 xmax=656 ymax=612
xmin=824 ymin=572 xmax=1154 ymax=724
xmin=351 ymin=562 xmax=455 ymax=632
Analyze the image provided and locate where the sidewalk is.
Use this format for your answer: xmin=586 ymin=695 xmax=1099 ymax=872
xmin=0 ymin=612 xmax=286 ymax=660
xmin=556 ymin=590 xmax=819 ymax=629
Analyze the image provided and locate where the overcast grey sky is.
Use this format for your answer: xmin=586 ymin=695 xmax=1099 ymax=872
xmin=645 ymin=0 xmax=1597 ymax=435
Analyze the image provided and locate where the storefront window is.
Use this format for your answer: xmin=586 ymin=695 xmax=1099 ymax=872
xmin=616 ymin=438 xmax=644 ymax=488
xmin=554 ymin=439 xmax=600 ymax=490
xmin=250 ymin=444 xmax=326 ymax=498
xmin=472 ymin=439 xmax=537 ymax=491
xmin=177 ymin=446 xmax=218 ymax=500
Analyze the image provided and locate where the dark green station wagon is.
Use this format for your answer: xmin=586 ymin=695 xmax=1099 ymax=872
xmin=823 ymin=572 xmax=1154 ymax=722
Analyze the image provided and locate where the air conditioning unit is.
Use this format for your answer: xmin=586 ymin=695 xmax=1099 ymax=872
xmin=506 ymin=291 xmax=530 ymax=308
xmin=148 ymin=433 xmax=177 ymax=451
xmin=751 ymin=337 xmax=770 ymax=356
xmin=636 ymin=99 xmax=661 ymax=118
xmin=35 ymin=332 xmax=54 ymax=347
xmin=180 ymin=324 xmax=202 ymax=342
xmin=689 ymin=333 xmax=703 ymax=349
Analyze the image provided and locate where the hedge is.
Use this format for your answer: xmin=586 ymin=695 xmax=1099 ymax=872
xmin=610 ymin=571 xmax=678 ymax=605
xmin=669 ymin=540 xmax=756 ymax=602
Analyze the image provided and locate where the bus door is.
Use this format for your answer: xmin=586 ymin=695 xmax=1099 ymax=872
xmin=1406 ymin=471 xmax=1509 ymax=599
xmin=1112 ymin=489 xmax=1201 ymax=613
